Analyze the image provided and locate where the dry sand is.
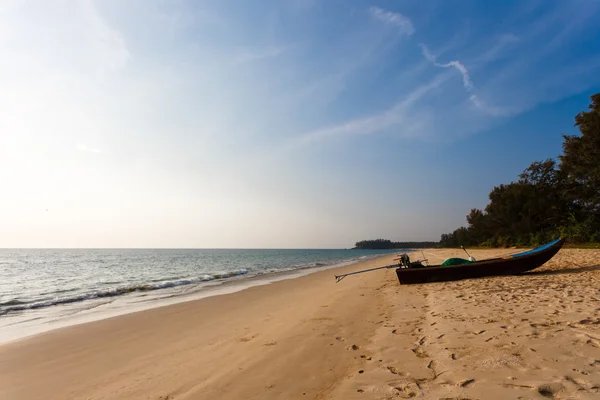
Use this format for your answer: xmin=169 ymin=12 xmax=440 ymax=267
xmin=1 ymin=249 xmax=599 ymax=400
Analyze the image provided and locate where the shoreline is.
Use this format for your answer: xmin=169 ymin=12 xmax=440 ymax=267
xmin=1 ymin=248 xmax=598 ymax=400
xmin=0 ymin=253 xmax=396 ymax=345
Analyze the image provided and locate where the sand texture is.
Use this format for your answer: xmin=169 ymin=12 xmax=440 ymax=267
xmin=1 ymin=249 xmax=599 ymax=400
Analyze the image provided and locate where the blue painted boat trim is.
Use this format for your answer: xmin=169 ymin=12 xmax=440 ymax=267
xmin=511 ymin=238 xmax=562 ymax=258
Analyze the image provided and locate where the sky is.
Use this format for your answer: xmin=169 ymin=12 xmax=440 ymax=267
xmin=1 ymin=0 xmax=599 ymax=248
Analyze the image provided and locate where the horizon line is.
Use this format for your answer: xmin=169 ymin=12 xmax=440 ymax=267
xmin=0 ymin=247 xmax=396 ymax=251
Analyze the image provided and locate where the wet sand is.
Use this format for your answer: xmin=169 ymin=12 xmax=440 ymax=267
xmin=1 ymin=249 xmax=599 ymax=399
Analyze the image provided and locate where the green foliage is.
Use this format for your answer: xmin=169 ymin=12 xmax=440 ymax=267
xmin=354 ymin=239 xmax=438 ymax=249
xmin=440 ymin=93 xmax=600 ymax=247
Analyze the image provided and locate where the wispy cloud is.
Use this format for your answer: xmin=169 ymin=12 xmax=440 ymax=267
xmin=476 ymin=34 xmax=519 ymax=63
xmin=419 ymin=44 xmax=473 ymax=91
xmin=418 ymin=43 xmax=513 ymax=116
xmin=294 ymin=76 xmax=446 ymax=146
xmin=467 ymin=95 xmax=514 ymax=117
xmin=369 ymin=7 xmax=414 ymax=35
xmin=80 ymin=0 xmax=131 ymax=75
xmin=2 ymin=0 xmax=600 ymax=247
xmin=77 ymin=144 xmax=102 ymax=154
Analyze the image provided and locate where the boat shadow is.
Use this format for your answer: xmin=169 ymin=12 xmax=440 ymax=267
xmin=522 ymin=264 xmax=600 ymax=277
xmin=469 ymin=265 xmax=600 ymax=294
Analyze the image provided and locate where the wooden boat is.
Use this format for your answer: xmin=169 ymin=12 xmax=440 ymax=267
xmin=395 ymin=238 xmax=565 ymax=284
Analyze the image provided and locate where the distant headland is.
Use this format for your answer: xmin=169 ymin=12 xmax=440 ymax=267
xmin=353 ymin=239 xmax=438 ymax=249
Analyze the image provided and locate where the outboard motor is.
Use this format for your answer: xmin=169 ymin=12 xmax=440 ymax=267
xmin=398 ymin=253 xmax=411 ymax=267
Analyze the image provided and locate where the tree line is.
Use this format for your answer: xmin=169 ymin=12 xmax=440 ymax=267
xmin=440 ymin=93 xmax=600 ymax=247
xmin=354 ymin=239 xmax=438 ymax=249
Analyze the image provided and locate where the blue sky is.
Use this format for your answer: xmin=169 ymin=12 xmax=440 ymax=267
xmin=1 ymin=0 xmax=599 ymax=248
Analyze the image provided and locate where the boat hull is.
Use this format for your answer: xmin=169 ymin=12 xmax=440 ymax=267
xmin=395 ymin=238 xmax=565 ymax=284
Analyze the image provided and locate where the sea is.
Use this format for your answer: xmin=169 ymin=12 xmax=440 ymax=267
xmin=0 ymin=248 xmax=398 ymax=343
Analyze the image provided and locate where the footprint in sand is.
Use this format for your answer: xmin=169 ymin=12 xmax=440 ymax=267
xmin=457 ymin=378 xmax=475 ymax=388
xmin=537 ymin=382 xmax=565 ymax=398
xmin=411 ymin=347 xmax=428 ymax=358
xmin=587 ymin=338 xmax=600 ymax=348
xmin=564 ymin=375 xmax=589 ymax=389
xmin=387 ymin=378 xmax=420 ymax=398
xmin=387 ymin=366 xmax=400 ymax=375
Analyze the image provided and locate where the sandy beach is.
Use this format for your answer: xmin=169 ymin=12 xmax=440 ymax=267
xmin=1 ymin=248 xmax=599 ymax=400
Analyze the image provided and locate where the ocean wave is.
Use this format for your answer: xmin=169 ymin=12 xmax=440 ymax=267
xmin=0 ymin=252 xmax=386 ymax=318
xmin=0 ymin=299 xmax=29 ymax=307
xmin=40 ymin=287 xmax=78 ymax=296
xmin=0 ymin=269 xmax=249 ymax=316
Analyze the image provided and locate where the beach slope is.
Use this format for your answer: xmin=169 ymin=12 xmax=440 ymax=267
xmin=1 ymin=249 xmax=599 ymax=399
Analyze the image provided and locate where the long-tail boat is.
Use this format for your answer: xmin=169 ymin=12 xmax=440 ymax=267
xmin=335 ymin=238 xmax=565 ymax=284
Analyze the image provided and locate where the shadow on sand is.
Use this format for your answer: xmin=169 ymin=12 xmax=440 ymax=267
xmin=524 ymin=264 xmax=600 ymax=277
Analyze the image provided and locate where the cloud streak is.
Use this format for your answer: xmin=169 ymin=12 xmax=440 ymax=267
xmin=295 ymin=76 xmax=446 ymax=146
xmin=419 ymin=44 xmax=473 ymax=91
xmin=476 ymin=34 xmax=519 ymax=63
xmin=369 ymin=7 xmax=414 ymax=35
xmin=2 ymin=0 xmax=600 ymax=247
xmin=419 ymin=43 xmax=513 ymax=116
